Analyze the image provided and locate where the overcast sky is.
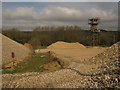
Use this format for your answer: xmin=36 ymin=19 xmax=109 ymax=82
xmin=2 ymin=2 xmax=118 ymax=31
xmin=2 ymin=0 xmax=120 ymax=2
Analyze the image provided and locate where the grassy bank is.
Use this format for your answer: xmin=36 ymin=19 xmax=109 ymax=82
xmin=3 ymin=52 xmax=65 ymax=74
xmin=3 ymin=53 xmax=50 ymax=74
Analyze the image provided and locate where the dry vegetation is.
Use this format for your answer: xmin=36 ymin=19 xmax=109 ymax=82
xmin=2 ymin=27 xmax=119 ymax=48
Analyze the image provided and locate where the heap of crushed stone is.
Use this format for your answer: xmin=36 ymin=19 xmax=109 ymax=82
xmin=2 ymin=41 xmax=120 ymax=88
xmin=47 ymin=41 xmax=86 ymax=49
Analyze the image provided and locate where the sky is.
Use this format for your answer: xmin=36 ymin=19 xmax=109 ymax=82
xmin=1 ymin=1 xmax=119 ymax=31
xmin=1 ymin=0 xmax=120 ymax=2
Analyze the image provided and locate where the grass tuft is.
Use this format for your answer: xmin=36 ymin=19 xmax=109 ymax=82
xmin=3 ymin=53 xmax=50 ymax=74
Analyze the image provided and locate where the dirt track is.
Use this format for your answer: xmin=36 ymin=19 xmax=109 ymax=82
xmin=45 ymin=47 xmax=107 ymax=63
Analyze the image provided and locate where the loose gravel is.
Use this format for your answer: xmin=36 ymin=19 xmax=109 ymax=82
xmin=2 ymin=41 xmax=120 ymax=88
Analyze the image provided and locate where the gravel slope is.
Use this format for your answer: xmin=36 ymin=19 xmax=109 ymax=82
xmin=2 ymin=41 xmax=120 ymax=88
xmin=2 ymin=34 xmax=31 ymax=65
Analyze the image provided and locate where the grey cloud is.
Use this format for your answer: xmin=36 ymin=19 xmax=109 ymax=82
xmin=3 ymin=5 xmax=117 ymax=20
xmin=2 ymin=4 xmax=118 ymax=31
xmin=2 ymin=0 xmax=119 ymax=2
xmin=3 ymin=7 xmax=37 ymax=20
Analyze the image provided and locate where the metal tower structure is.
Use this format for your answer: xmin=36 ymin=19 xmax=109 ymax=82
xmin=88 ymin=18 xmax=100 ymax=46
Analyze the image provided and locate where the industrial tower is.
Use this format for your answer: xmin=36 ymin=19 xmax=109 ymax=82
xmin=88 ymin=18 xmax=100 ymax=46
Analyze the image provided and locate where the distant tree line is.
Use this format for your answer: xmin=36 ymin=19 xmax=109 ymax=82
xmin=2 ymin=26 xmax=120 ymax=49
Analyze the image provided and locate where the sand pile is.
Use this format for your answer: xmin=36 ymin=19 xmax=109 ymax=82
xmin=2 ymin=34 xmax=32 ymax=65
xmin=47 ymin=41 xmax=86 ymax=49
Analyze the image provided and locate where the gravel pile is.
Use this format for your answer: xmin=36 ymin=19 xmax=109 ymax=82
xmin=88 ymin=41 xmax=119 ymax=75
xmin=2 ymin=34 xmax=32 ymax=65
xmin=2 ymin=41 xmax=120 ymax=88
